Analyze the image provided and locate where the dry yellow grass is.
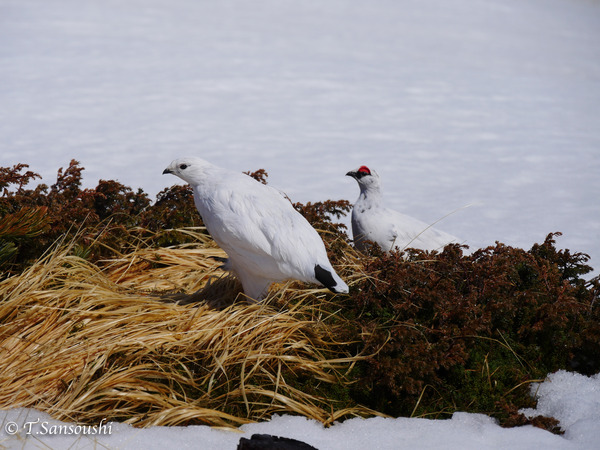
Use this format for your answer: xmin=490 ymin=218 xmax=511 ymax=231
xmin=0 ymin=229 xmax=376 ymax=428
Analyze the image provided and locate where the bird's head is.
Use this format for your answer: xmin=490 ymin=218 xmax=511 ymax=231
xmin=346 ymin=165 xmax=381 ymax=192
xmin=163 ymin=157 xmax=210 ymax=185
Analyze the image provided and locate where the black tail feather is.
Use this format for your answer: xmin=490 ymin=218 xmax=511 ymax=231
xmin=314 ymin=264 xmax=337 ymax=292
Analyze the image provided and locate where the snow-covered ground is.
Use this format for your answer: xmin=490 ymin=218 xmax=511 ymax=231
xmin=1 ymin=371 xmax=599 ymax=449
xmin=1 ymin=0 xmax=599 ymax=271
xmin=1 ymin=0 xmax=599 ymax=448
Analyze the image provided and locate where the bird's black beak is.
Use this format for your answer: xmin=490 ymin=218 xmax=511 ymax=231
xmin=346 ymin=170 xmax=357 ymax=179
xmin=162 ymin=168 xmax=173 ymax=175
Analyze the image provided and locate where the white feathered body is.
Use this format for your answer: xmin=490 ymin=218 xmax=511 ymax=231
xmin=164 ymin=158 xmax=348 ymax=300
xmin=348 ymin=166 xmax=459 ymax=253
xmin=193 ymin=173 xmax=325 ymax=284
xmin=351 ymin=197 xmax=458 ymax=252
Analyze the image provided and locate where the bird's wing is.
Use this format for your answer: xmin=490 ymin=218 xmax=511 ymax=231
xmin=197 ymin=178 xmax=320 ymax=271
xmin=388 ymin=209 xmax=458 ymax=251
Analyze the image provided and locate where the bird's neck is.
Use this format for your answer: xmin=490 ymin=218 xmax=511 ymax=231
xmin=358 ymin=186 xmax=383 ymax=207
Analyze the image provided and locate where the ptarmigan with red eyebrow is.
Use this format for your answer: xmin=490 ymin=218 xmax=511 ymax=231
xmin=346 ymin=165 xmax=459 ymax=253
xmin=163 ymin=157 xmax=349 ymax=301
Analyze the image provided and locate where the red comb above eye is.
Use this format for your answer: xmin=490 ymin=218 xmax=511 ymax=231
xmin=358 ymin=165 xmax=371 ymax=175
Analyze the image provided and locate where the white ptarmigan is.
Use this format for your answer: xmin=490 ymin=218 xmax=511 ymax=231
xmin=163 ymin=157 xmax=349 ymax=301
xmin=346 ymin=165 xmax=459 ymax=253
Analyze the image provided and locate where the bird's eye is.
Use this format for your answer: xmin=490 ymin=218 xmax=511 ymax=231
xmin=179 ymin=164 xmax=188 ymax=170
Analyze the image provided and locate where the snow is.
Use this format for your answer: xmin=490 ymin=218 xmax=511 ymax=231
xmin=1 ymin=370 xmax=598 ymax=449
xmin=1 ymin=0 xmax=599 ymax=446
xmin=522 ymin=371 xmax=600 ymax=449
xmin=0 ymin=0 xmax=599 ymax=271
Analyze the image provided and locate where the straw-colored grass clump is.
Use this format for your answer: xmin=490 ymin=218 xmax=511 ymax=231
xmin=0 ymin=229 xmax=370 ymax=428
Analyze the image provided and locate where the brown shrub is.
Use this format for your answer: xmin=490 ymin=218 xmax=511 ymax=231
xmin=344 ymin=235 xmax=598 ymax=427
xmin=1 ymin=160 xmax=599 ymax=432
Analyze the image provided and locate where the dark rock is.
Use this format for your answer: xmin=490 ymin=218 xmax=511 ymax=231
xmin=237 ymin=433 xmax=319 ymax=450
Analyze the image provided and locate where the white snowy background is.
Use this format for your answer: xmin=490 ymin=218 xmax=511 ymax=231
xmin=1 ymin=0 xmax=599 ymax=270
xmin=1 ymin=0 xmax=599 ymax=448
